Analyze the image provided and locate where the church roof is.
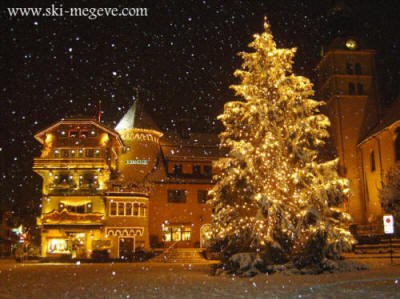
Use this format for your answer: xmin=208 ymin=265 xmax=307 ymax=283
xmin=359 ymin=99 xmax=400 ymax=145
xmin=115 ymin=100 xmax=160 ymax=132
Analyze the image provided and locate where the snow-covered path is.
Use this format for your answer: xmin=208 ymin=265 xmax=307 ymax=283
xmin=0 ymin=259 xmax=399 ymax=298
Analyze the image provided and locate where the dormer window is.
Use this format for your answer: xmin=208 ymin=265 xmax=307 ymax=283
xmin=68 ymin=130 xmax=78 ymax=138
xmin=80 ymin=130 xmax=88 ymax=138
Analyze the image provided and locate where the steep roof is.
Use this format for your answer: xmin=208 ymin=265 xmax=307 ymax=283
xmin=359 ymin=99 xmax=400 ymax=145
xmin=34 ymin=118 xmax=123 ymax=146
xmin=115 ymin=100 xmax=160 ymax=132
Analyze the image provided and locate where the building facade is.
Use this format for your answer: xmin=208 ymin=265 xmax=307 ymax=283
xmin=33 ymin=38 xmax=400 ymax=259
xmin=316 ymin=36 xmax=400 ymax=232
xmin=33 ymin=102 xmax=219 ymax=259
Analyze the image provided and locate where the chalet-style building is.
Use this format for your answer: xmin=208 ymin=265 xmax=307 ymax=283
xmin=33 ymin=27 xmax=400 ymax=259
xmin=33 ymin=102 xmax=220 ymax=259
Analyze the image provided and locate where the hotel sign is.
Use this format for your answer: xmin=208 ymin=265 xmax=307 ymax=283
xmin=125 ymin=159 xmax=148 ymax=165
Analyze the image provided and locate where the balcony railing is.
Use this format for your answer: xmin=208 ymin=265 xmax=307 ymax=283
xmin=33 ymin=157 xmax=108 ymax=170
xmin=38 ymin=209 xmax=104 ymax=226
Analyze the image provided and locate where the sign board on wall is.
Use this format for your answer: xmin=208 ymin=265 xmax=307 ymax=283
xmin=383 ymin=215 xmax=394 ymax=234
xmin=125 ymin=160 xmax=148 ymax=165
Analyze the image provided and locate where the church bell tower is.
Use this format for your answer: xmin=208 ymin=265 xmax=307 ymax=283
xmin=316 ymin=1 xmax=381 ymax=223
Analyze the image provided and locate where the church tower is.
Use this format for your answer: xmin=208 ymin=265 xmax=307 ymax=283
xmin=316 ymin=1 xmax=381 ymax=223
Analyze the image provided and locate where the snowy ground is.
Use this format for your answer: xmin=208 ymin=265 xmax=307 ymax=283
xmin=0 ymin=258 xmax=399 ymax=298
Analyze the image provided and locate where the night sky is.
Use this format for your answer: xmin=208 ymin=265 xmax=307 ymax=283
xmin=1 ymin=0 xmax=399 ymax=220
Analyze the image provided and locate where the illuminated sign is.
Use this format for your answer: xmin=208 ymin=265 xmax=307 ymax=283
xmin=383 ymin=215 xmax=395 ymax=234
xmin=125 ymin=160 xmax=148 ymax=165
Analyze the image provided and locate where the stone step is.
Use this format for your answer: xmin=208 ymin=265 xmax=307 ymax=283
xmin=150 ymin=248 xmax=208 ymax=263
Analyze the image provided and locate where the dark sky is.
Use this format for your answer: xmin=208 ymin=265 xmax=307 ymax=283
xmin=1 ymin=0 xmax=399 ymax=218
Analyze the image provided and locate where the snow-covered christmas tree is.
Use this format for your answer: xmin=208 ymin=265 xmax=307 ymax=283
xmin=208 ymin=19 xmax=354 ymax=267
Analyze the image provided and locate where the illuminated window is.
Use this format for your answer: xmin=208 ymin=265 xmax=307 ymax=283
xmin=162 ymin=225 xmax=191 ymax=242
xmin=168 ymin=190 xmax=186 ymax=203
xmin=348 ymin=82 xmax=355 ymax=95
xmin=78 ymin=149 xmax=84 ymax=158
xmin=193 ymin=165 xmax=201 ymax=175
xmin=62 ymin=203 xmax=92 ymax=214
xmin=109 ymin=201 xmax=145 ymax=217
xmin=90 ymin=130 xmax=97 ymax=137
xmin=355 ymin=63 xmax=361 ymax=75
xmin=370 ymin=151 xmax=376 ymax=172
xmin=110 ymin=202 xmax=117 ymax=216
xmin=198 ymin=190 xmax=208 ymax=204
xmin=60 ymin=130 xmax=67 ymax=137
xmin=54 ymin=149 xmax=60 ymax=158
xmin=70 ymin=150 xmax=76 ymax=158
xmin=203 ymin=165 xmax=212 ymax=177
xmin=69 ymin=130 xmax=78 ymax=138
xmin=95 ymin=149 xmax=100 ymax=158
xmin=48 ymin=239 xmax=70 ymax=254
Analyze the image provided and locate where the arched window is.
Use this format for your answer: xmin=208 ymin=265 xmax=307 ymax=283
xmin=395 ymin=129 xmax=400 ymax=161
xmin=133 ymin=203 xmax=139 ymax=216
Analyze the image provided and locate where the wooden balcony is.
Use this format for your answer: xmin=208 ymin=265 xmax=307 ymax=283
xmin=33 ymin=157 xmax=108 ymax=170
xmin=38 ymin=209 xmax=104 ymax=226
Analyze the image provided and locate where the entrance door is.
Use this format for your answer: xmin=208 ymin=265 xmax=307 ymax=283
xmin=119 ymin=237 xmax=135 ymax=260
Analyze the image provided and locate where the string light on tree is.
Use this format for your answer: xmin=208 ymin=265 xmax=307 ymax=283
xmin=208 ymin=18 xmax=355 ymax=265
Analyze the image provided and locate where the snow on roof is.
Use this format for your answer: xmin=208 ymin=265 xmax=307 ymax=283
xmin=115 ymin=100 xmax=160 ymax=132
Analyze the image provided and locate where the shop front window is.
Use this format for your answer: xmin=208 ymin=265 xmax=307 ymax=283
xmin=162 ymin=225 xmax=192 ymax=242
xmin=47 ymin=239 xmax=70 ymax=254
